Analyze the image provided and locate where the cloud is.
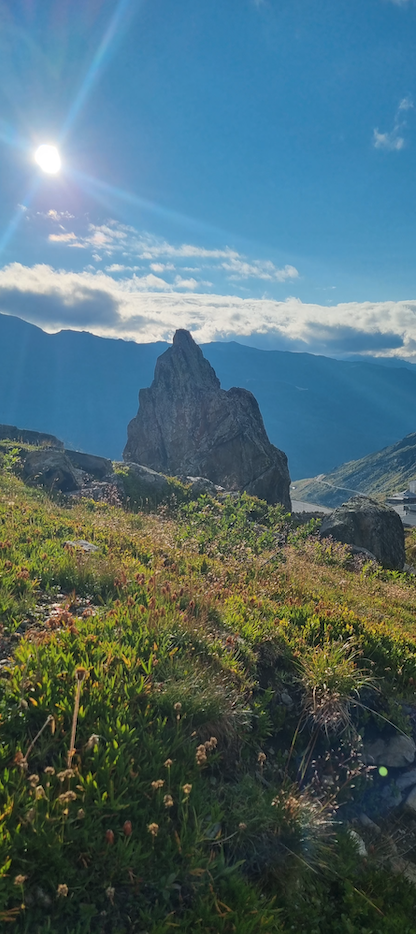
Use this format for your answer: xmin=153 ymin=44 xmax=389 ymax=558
xmin=2 ymin=261 xmax=416 ymax=359
xmin=373 ymin=128 xmax=405 ymax=150
xmin=222 ymin=257 xmax=299 ymax=282
xmin=43 ymin=214 xmax=298 ymax=286
xmin=373 ymin=96 xmax=414 ymax=150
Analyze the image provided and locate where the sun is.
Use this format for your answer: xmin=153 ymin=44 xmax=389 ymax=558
xmin=34 ymin=144 xmax=61 ymax=174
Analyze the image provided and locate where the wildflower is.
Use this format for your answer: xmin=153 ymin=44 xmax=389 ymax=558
xmin=44 ymin=766 xmax=55 ymax=775
xmin=57 ymin=884 xmax=68 ymax=897
xmin=182 ymin=784 xmax=192 ymax=795
xmin=173 ymin=702 xmax=182 ymax=712
xmin=85 ymin=733 xmax=100 ymax=751
xmin=257 ymin=752 xmax=266 ymax=765
xmin=35 ymin=785 xmax=46 ymax=800
xmin=147 ymin=822 xmax=159 ymax=837
xmin=106 ymin=829 xmax=115 ymax=845
xmin=196 ymin=744 xmax=207 ymax=765
xmin=14 ymin=875 xmax=28 ymax=886
xmin=163 ymin=794 xmax=174 ymax=808
xmin=57 ymin=769 xmax=75 ymax=782
xmin=77 ymin=809 xmax=85 ymax=820
xmin=204 ymin=736 xmax=218 ymax=751
xmin=238 ymin=822 xmax=247 ymax=831
xmin=151 ymin=779 xmax=165 ymax=790
xmin=58 ymin=791 xmax=77 ymax=804
xmin=123 ymin=820 xmax=132 ymax=836
xmin=106 ymin=886 xmax=115 ymax=904
xmin=164 ymin=758 xmax=173 ymax=768
xmin=28 ymin=774 xmax=39 ymax=786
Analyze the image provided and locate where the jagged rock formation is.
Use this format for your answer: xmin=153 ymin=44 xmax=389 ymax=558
xmin=123 ymin=329 xmax=291 ymax=508
xmin=319 ymin=495 xmax=405 ymax=570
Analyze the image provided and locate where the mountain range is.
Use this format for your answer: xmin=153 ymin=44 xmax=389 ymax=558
xmin=2 ymin=311 xmax=416 ymax=480
xmin=292 ymin=432 xmax=416 ymax=508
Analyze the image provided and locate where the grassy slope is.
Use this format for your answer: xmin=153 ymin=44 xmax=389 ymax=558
xmin=1 ymin=466 xmax=416 ymax=933
xmin=292 ymin=432 xmax=416 ymax=509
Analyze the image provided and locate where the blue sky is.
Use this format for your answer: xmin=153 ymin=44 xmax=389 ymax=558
xmin=1 ymin=0 xmax=416 ymax=356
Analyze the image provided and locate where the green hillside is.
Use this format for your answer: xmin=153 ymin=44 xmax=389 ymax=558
xmin=1 ymin=446 xmax=416 ymax=932
xmin=293 ymin=432 xmax=416 ymax=509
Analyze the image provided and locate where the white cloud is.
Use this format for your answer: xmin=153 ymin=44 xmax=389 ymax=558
xmin=1 ymin=261 xmax=416 ymax=358
xmin=222 ymin=257 xmax=299 ymax=282
xmin=373 ymin=96 xmax=414 ymax=151
xmin=373 ymin=128 xmax=405 ymax=150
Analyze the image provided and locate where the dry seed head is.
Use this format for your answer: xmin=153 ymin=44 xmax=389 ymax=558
xmin=106 ymin=886 xmax=115 ymax=904
xmin=173 ymin=702 xmax=182 ymax=711
xmin=147 ymin=822 xmax=159 ymax=837
xmin=85 ymin=733 xmax=100 ymax=751
xmin=77 ymin=809 xmax=85 ymax=820
xmin=257 ymin=752 xmax=267 ymax=764
xmin=56 ymin=884 xmax=68 ymax=898
xmin=163 ymin=794 xmax=174 ymax=808
xmin=14 ymin=875 xmax=28 ymax=886
xmin=238 ymin=822 xmax=247 ymax=831
xmin=164 ymin=758 xmax=173 ymax=768
xmin=58 ymin=791 xmax=77 ymax=804
xmin=57 ymin=769 xmax=75 ymax=782
xmin=44 ymin=766 xmax=55 ymax=775
xmin=182 ymin=783 xmax=192 ymax=795
xmin=75 ymin=667 xmax=88 ymax=682
xmin=151 ymin=779 xmax=165 ymax=790
xmin=35 ymin=785 xmax=46 ymax=800
xmin=28 ymin=774 xmax=39 ymax=786
xmin=26 ymin=808 xmax=36 ymax=822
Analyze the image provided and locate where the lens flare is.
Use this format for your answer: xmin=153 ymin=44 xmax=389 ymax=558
xmin=35 ymin=145 xmax=61 ymax=174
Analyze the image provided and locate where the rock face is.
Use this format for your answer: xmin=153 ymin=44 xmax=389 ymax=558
xmin=65 ymin=450 xmax=112 ymax=479
xmin=319 ymin=495 xmax=405 ymax=570
xmin=123 ymin=330 xmax=291 ymax=508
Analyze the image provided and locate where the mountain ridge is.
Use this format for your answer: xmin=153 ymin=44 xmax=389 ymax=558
xmin=2 ymin=311 xmax=416 ymax=479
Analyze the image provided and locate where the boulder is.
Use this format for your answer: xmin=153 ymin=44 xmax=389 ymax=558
xmin=65 ymin=450 xmax=113 ymax=479
xmin=123 ymin=329 xmax=291 ymax=508
xmin=22 ymin=449 xmax=80 ymax=493
xmin=363 ymin=734 xmax=416 ymax=768
xmin=319 ymin=495 xmax=405 ymax=570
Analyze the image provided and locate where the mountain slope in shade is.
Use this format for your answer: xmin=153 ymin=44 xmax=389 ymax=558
xmin=293 ymin=433 xmax=416 ymax=509
xmin=2 ymin=312 xmax=416 ymax=477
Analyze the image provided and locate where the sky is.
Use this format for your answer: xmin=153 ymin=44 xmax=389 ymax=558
xmin=1 ymin=0 xmax=416 ymax=357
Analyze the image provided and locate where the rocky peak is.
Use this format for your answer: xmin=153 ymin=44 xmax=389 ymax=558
xmin=123 ymin=330 xmax=291 ymax=509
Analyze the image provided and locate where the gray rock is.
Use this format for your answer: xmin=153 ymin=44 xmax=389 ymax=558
xmin=22 ymin=449 xmax=80 ymax=493
xmin=405 ymin=787 xmax=416 ymax=813
xmin=281 ymin=692 xmax=294 ymax=707
xmin=319 ymin=496 xmax=405 ymax=570
xmin=363 ymin=734 xmax=416 ymax=768
xmin=183 ymin=476 xmax=226 ymax=497
xmin=359 ymin=813 xmax=381 ymax=834
xmin=65 ymin=450 xmax=113 ymax=479
xmin=123 ymin=329 xmax=291 ymax=509
xmin=64 ymin=540 xmax=98 ymax=553
xmin=396 ymin=768 xmax=416 ymax=791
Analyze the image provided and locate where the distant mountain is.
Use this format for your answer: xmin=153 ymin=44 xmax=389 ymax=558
xmin=293 ymin=433 xmax=416 ymax=509
xmin=2 ymin=311 xmax=416 ymax=479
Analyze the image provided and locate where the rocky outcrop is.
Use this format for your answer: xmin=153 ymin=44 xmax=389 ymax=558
xmin=0 ymin=424 xmax=63 ymax=448
xmin=319 ymin=496 xmax=405 ymax=570
xmin=22 ymin=449 xmax=80 ymax=493
xmin=123 ymin=330 xmax=291 ymax=508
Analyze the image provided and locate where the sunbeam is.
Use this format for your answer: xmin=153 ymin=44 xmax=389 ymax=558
xmin=60 ymin=0 xmax=136 ymax=142
xmin=70 ymin=168 xmax=233 ymax=242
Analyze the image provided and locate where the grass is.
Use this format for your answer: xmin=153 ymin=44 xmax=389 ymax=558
xmin=1 ymin=467 xmax=416 ymax=932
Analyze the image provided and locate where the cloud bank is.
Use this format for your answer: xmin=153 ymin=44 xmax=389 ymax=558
xmin=0 ymin=261 xmax=415 ymax=358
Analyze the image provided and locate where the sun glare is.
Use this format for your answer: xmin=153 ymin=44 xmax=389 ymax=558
xmin=34 ymin=144 xmax=61 ymax=174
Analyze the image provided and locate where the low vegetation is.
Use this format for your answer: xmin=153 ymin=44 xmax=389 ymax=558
xmin=1 ymin=453 xmax=416 ymax=933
